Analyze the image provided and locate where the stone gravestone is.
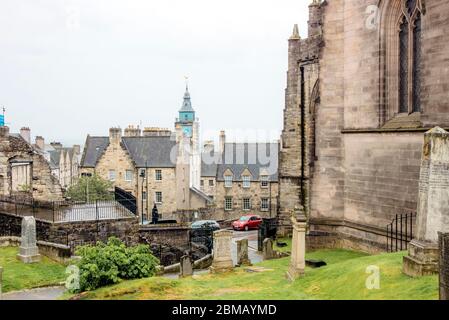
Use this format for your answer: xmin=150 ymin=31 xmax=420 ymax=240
xmin=403 ymin=127 xmax=449 ymax=276
xmin=439 ymin=232 xmax=449 ymax=300
xmin=210 ymin=230 xmax=233 ymax=273
xmin=287 ymin=206 xmax=307 ymax=281
xmin=180 ymin=255 xmax=193 ymax=278
xmin=16 ymin=216 xmax=41 ymax=263
xmin=262 ymin=238 xmax=275 ymax=260
xmin=236 ymin=239 xmax=251 ymax=267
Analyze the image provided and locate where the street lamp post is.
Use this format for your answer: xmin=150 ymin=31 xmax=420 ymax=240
xmin=140 ymin=169 xmax=145 ymax=225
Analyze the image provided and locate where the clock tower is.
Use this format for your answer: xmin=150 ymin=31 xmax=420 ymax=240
xmin=175 ymin=85 xmax=201 ymax=190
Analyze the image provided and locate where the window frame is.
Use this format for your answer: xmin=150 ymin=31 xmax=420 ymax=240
xmin=125 ymin=170 xmax=133 ymax=182
xmin=260 ymin=175 xmax=269 ymax=188
xmin=242 ymin=175 xmax=251 ymax=188
xmin=224 ymin=175 xmax=233 ymax=188
xmin=261 ymin=198 xmax=269 ymax=211
xmin=155 ymin=169 xmax=162 ymax=181
xmin=108 ymin=170 xmax=116 ymax=181
xmin=243 ymin=198 xmax=251 ymax=211
xmin=224 ymin=196 xmax=233 ymax=211
xmin=155 ymin=191 xmax=163 ymax=204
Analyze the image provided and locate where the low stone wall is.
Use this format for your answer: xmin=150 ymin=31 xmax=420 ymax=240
xmin=0 ymin=211 xmax=140 ymax=253
xmin=307 ymin=219 xmax=388 ymax=254
xmin=139 ymin=225 xmax=190 ymax=248
xmin=0 ymin=236 xmax=71 ymax=264
xmin=50 ymin=217 xmax=140 ymax=250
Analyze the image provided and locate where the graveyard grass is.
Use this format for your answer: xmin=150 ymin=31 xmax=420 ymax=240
xmin=0 ymin=247 xmax=66 ymax=293
xmin=66 ymin=248 xmax=438 ymax=300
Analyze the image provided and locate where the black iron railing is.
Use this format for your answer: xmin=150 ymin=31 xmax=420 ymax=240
xmin=386 ymin=212 xmax=417 ymax=252
xmin=0 ymin=195 xmax=136 ymax=223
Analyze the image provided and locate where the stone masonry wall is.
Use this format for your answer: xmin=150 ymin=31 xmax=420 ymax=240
xmin=215 ymin=181 xmax=279 ymax=221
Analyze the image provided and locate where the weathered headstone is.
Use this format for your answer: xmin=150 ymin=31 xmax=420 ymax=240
xmin=287 ymin=206 xmax=307 ymax=281
xmin=180 ymin=255 xmax=193 ymax=278
xmin=262 ymin=238 xmax=275 ymax=260
xmin=403 ymin=127 xmax=449 ymax=276
xmin=439 ymin=232 xmax=449 ymax=300
xmin=16 ymin=216 xmax=41 ymax=263
xmin=210 ymin=230 xmax=233 ymax=273
xmin=236 ymin=239 xmax=251 ymax=266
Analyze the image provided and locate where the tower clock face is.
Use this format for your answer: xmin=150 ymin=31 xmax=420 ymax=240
xmin=183 ymin=126 xmax=192 ymax=137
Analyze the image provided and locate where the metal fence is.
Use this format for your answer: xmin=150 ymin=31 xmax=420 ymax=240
xmin=0 ymin=195 xmax=136 ymax=223
xmin=386 ymin=212 xmax=417 ymax=252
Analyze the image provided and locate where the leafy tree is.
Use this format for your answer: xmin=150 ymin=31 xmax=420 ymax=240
xmin=66 ymin=174 xmax=114 ymax=202
xmin=74 ymin=237 xmax=160 ymax=292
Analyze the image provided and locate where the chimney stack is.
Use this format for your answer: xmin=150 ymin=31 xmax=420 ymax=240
xmin=203 ymin=140 xmax=215 ymax=153
xmin=109 ymin=127 xmax=122 ymax=144
xmin=73 ymin=144 xmax=81 ymax=155
xmin=35 ymin=136 xmax=45 ymax=150
xmin=124 ymin=125 xmax=142 ymax=137
xmin=20 ymin=127 xmax=31 ymax=144
xmin=219 ymin=130 xmax=226 ymax=153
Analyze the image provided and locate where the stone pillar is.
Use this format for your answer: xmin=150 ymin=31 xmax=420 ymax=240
xmin=439 ymin=232 xmax=449 ymax=300
xmin=17 ymin=216 xmax=41 ymax=263
xmin=403 ymin=127 xmax=449 ymax=276
xmin=210 ymin=230 xmax=233 ymax=273
xmin=180 ymin=255 xmax=193 ymax=278
xmin=287 ymin=207 xmax=307 ymax=281
xmin=236 ymin=239 xmax=251 ymax=266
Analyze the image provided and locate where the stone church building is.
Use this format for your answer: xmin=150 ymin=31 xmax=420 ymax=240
xmin=278 ymin=0 xmax=449 ymax=252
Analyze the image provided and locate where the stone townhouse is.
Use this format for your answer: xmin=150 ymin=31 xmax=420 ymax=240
xmin=0 ymin=125 xmax=64 ymax=201
xmin=19 ymin=128 xmax=80 ymax=189
xmin=278 ymin=0 xmax=449 ymax=252
xmin=200 ymin=132 xmax=279 ymax=221
xmin=80 ymin=87 xmax=211 ymax=222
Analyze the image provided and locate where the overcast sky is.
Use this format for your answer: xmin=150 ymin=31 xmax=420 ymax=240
xmin=0 ymin=0 xmax=309 ymax=146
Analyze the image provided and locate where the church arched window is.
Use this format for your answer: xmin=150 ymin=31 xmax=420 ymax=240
xmin=398 ymin=0 xmax=423 ymax=114
xmin=380 ymin=0 xmax=424 ymax=125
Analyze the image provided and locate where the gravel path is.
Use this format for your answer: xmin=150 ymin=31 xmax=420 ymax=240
xmin=1 ymin=286 xmax=65 ymax=300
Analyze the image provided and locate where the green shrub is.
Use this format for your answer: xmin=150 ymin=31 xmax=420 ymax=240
xmin=74 ymin=237 xmax=159 ymax=292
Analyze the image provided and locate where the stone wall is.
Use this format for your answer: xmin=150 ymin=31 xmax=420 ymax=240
xmin=214 ymin=181 xmax=279 ymax=221
xmin=0 ymin=128 xmax=64 ymax=201
xmin=0 ymin=211 xmax=139 ymax=251
xmin=277 ymin=0 xmax=449 ymax=251
xmin=0 ymin=236 xmax=72 ymax=264
xmin=139 ymin=226 xmax=190 ymax=248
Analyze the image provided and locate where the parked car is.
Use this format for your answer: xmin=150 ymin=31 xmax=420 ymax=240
xmin=191 ymin=220 xmax=221 ymax=231
xmin=232 ymin=215 xmax=263 ymax=231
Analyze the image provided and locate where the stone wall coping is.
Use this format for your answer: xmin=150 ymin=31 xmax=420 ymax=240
xmin=52 ymin=216 xmax=138 ymax=225
xmin=310 ymin=217 xmax=392 ymax=237
xmin=139 ymin=226 xmax=191 ymax=232
xmin=0 ymin=236 xmax=70 ymax=250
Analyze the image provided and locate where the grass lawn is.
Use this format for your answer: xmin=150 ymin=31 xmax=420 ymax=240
xmin=66 ymin=249 xmax=438 ymax=300
xmin=0 ymin=247 xmax=67 ymax=293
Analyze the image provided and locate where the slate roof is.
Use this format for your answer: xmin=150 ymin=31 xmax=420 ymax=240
xmin=80 ymin=136 xmax=109 ymax=168
xmin=201 ymin=152 xmax=219 ymax=177
xmin=216 ymin=143 xmax=279 ymax=182
xmin=48 ymin=150 xmax=61 ymax=169
xmin=80 ymin=135 xmax=177 ymax=168
xmin=121 ymin=136 xmax=177 ymax=168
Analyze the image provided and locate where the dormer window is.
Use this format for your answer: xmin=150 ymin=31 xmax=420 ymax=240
xmin=261 ymin=175 xmax=269 ymax=188
xmin=242 ymin=175 xmax=251 ymax=188
xmin=224 ymin=175 xmax=233 ymax=188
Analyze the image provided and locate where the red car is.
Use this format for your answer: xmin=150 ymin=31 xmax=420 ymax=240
xmin=232 ymin=215 xmax=263 ymax=231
